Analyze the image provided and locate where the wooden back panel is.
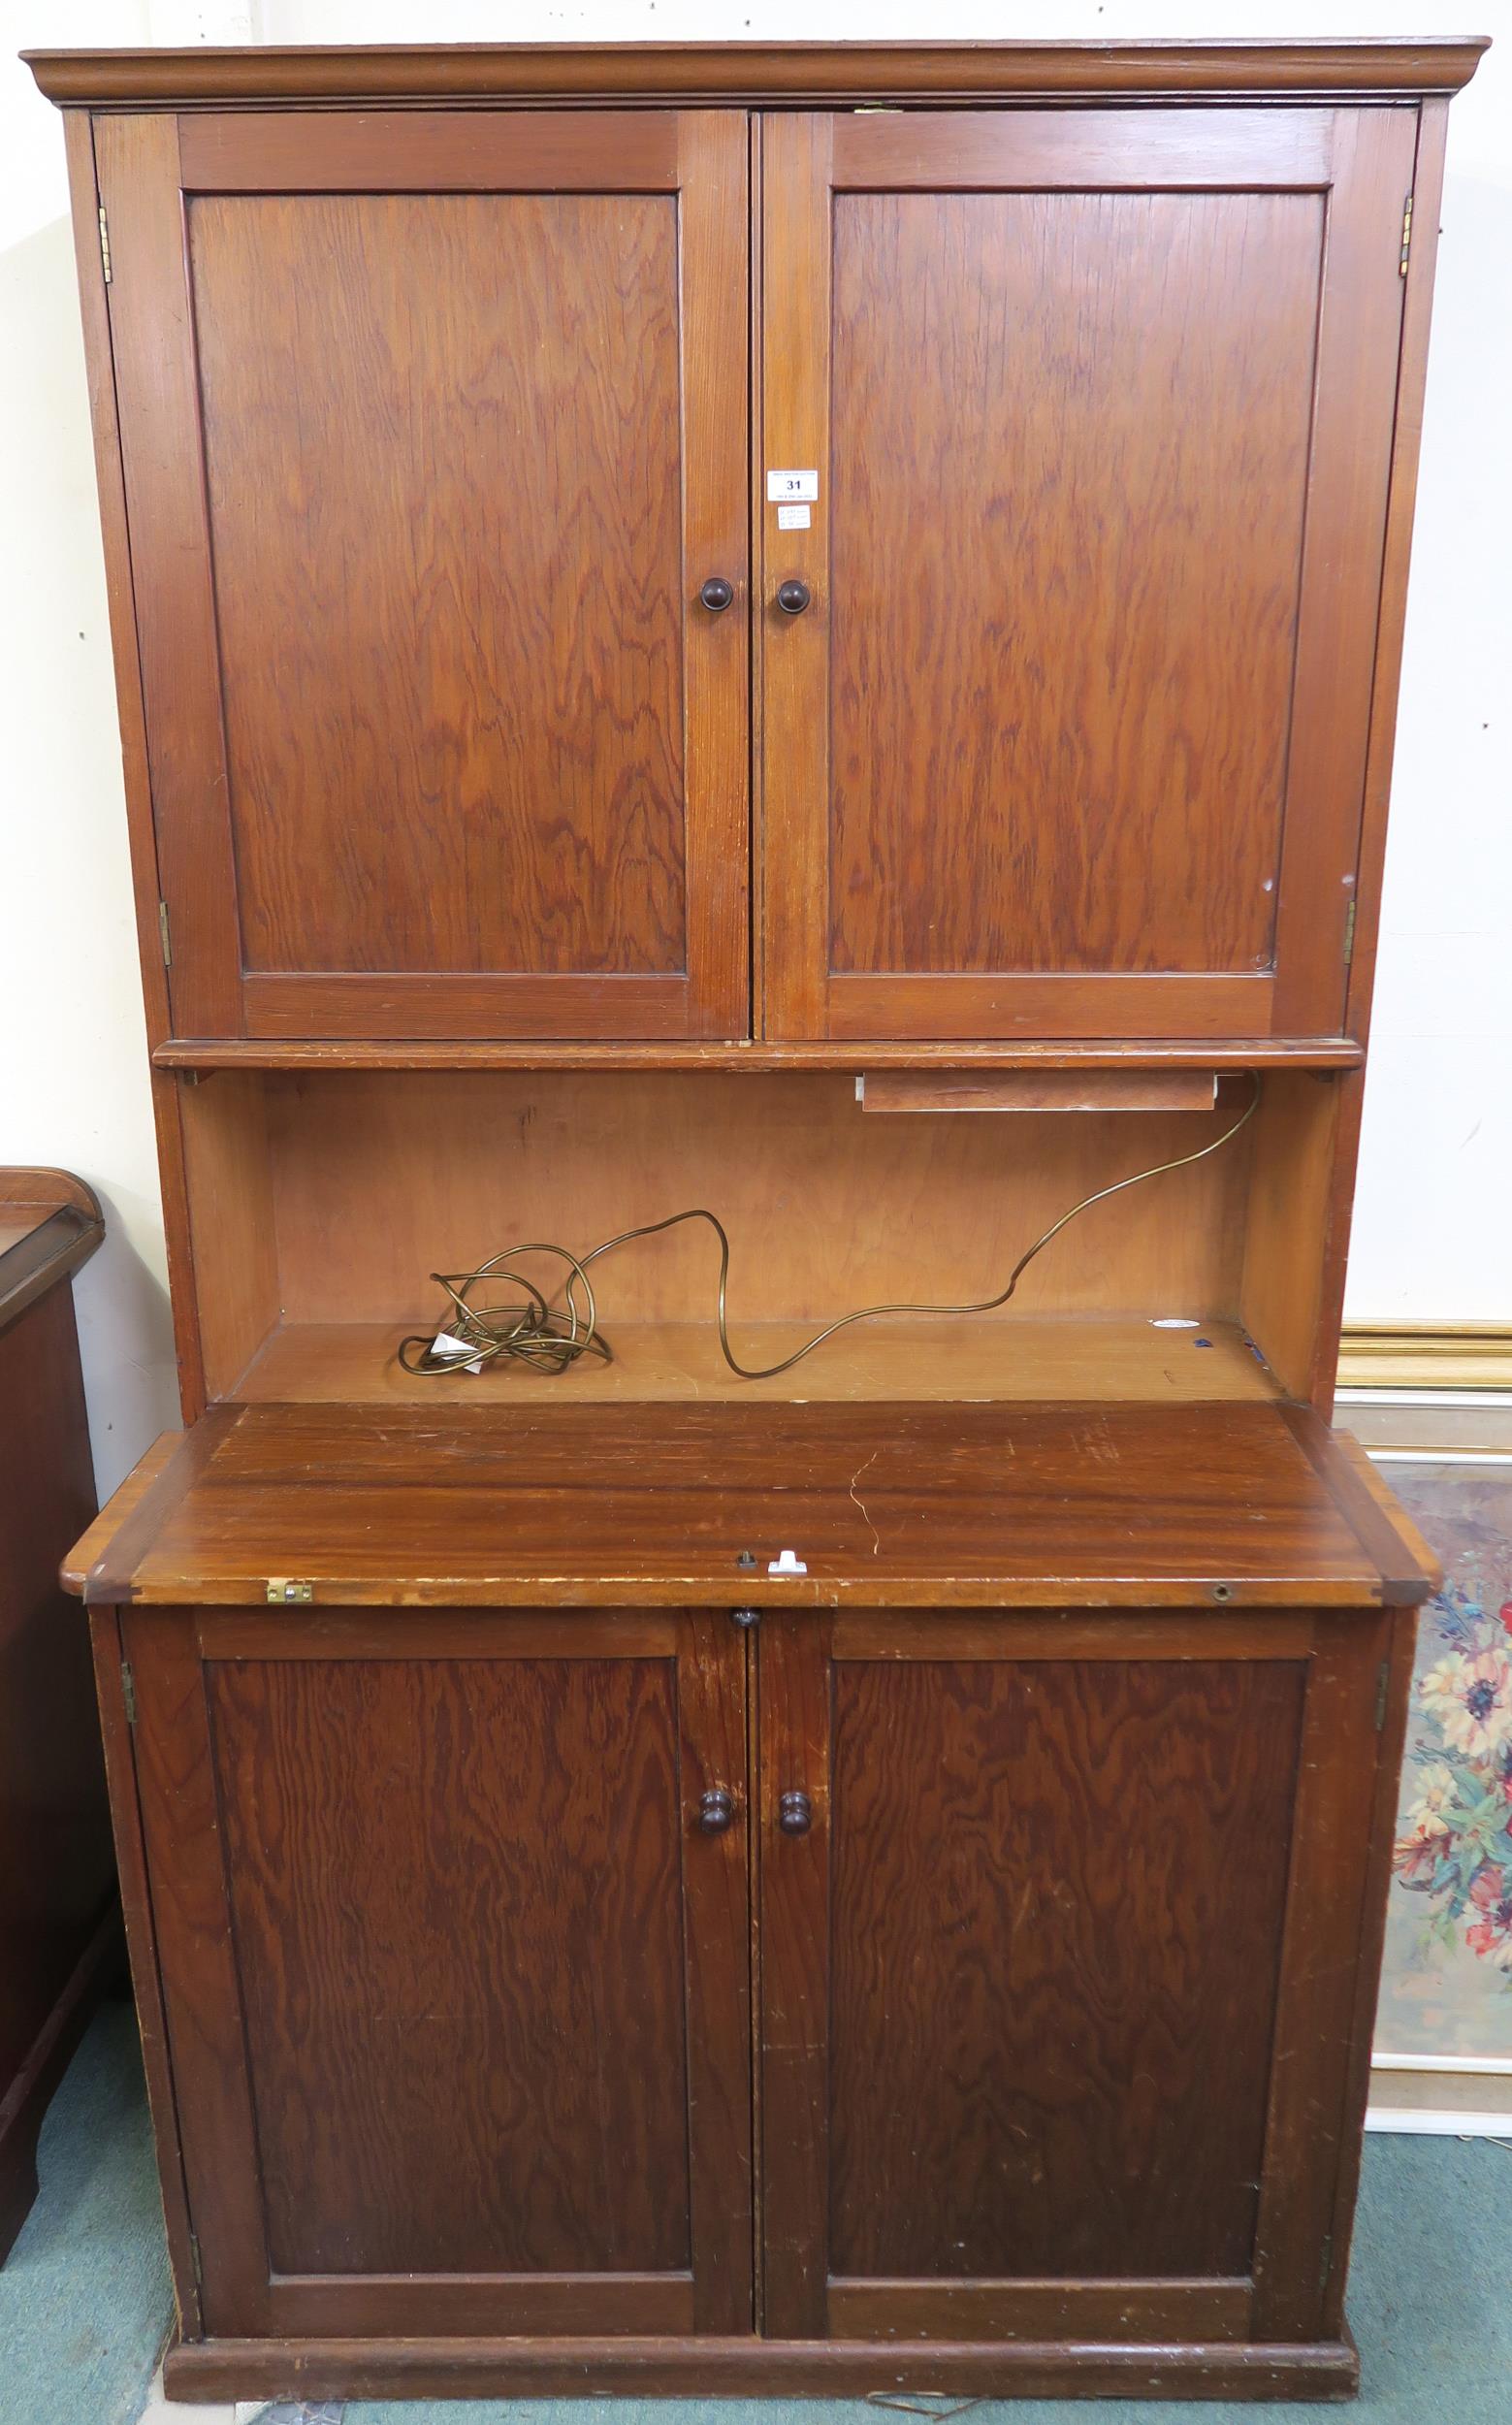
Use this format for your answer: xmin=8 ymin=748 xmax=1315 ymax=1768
xmin=259 ymin=1070 xmax=1253 ymax=1325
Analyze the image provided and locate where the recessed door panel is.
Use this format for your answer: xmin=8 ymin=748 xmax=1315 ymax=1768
xmin=827 ymin=189 xmax=1320 ymax=982
xmin=825 ymin=1654 xmax=1302 ymax=2280
xmin=192 ymin=192 xmax=690 ymax=989
xmin=760 ymin=108 xmax=1417 ymax=1041
xmin=97 ymin=111 xmax=749 ymax=1042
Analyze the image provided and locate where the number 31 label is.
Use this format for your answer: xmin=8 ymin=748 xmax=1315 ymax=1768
xmin=766 ymin=469 xmax=819 ymax=502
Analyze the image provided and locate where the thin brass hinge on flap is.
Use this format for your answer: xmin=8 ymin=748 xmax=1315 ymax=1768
xmin=187 ymin=2228 xmax=203 ymax=2289
xmin=98 ymin=202 xmax=112 ymax=283
xmin=1375 ymin=1656 xmax=1392 ymax=1731
xmin=120 ymin=1661 xmax=137 ymax=1726
xmin=266 ymin=1578 xmax=313 ymax=1603
xmin=157 ymin=900 xmax=172 ymax=968
xmin=1342 ymin=900 xmax=1358 ymax=966
xmin=1319 ymin=2231 xmax=1335 ymax=2292
xmin=1399 ymin=193 xmax=1414 ymax=276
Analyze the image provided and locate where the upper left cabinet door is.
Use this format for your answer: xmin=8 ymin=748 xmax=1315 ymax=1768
xmin=95 ymin=112 xmax=750 ymax=1043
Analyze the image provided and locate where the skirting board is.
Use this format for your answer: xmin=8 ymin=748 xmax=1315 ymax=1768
xmin=1367 ymin=2058 xmax=1512 ymax=2136
xmin=1337 ymin=1323 xmax=1512 ymax=1393
xmin=1366 ymin=2110 xmax=1512 ymax=2135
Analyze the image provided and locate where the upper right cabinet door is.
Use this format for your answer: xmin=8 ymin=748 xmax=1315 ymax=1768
xmin=759 ymin=109 xmax=1418 ymax=1042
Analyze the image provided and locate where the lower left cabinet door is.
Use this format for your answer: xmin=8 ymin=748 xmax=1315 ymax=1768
xmin=123 ymin=1605 xmax=753 ymax=2342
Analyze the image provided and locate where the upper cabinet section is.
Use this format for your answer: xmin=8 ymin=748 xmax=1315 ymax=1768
xmin=95 ymin=109 xmax=750 ymax=1042
xmin=38 ymin=44 xmax=1483 ymax=1058
xmin=759 ymin=106 xmax=1416 ymax=1042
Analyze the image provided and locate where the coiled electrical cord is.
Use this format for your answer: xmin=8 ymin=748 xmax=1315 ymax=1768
xmin=398 ymin=1074 xmax=1260 ymax=1383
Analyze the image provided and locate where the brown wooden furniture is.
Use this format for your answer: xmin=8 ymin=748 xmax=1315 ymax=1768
xmin=27 ymin=35 xmax=1482 ymax=2403
xmin=0 ymin=1170 xmax=113 ymax=2261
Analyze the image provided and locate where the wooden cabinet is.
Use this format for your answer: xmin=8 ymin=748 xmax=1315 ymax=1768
xmin=64 ymin=1398 xmax=1433 ymax=2396
xmin=0 ymin=1174 xmax=113 ymax=2260
xmin=30 ymin=30 xmax=1482 ymax=2409
xmin=64 ymin=58 xmax=1446 ymax=1051
xmin=115 ymin=1587 xmax=1394 ymax=2368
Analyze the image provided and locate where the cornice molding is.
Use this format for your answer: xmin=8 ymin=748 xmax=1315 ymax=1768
xmin=22 ymin=38 xmax=1490 ymax=112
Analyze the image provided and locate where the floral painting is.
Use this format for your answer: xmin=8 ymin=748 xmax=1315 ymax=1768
xmin=1377 ymin=1461 xmax=1512 ymax=2058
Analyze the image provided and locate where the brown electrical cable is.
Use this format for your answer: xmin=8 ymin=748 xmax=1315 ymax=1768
xmin=397 ymin=1074 xmax=1261 ymax=1383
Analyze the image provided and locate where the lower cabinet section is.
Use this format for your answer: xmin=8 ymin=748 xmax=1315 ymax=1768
xmin=107 ymin=1600 xmax=1400 ymax=2399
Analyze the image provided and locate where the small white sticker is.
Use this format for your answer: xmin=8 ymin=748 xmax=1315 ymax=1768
xmin=767 ymin=469 xmax=819 ymax=502
xmin=777 ymin=503 xmax=811 ymax=530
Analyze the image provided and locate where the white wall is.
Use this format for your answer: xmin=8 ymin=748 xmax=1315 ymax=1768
xmin=2 ymin=0 xmax=1507 ymax=1495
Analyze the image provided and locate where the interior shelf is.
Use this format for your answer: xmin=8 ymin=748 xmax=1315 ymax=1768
xmin=156 ymin=1036 xmax=1367 ymax=1073
xmin=232 ymin=1312 xmax=1282 ymax=1406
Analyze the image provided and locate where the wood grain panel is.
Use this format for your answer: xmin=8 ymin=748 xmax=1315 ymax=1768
xmin=178 ymin=1071 xmax=278 ymax=1400
xmin=207 ymin=1651 xmax=691 ymax=2277
xmin=824 ymin=2277 xmax=1251 ymax=2343
xmin=1268 ymin=107 xmax=1418 ymax=1031
xmin=824 ymin=1654 xmax=1304 ymax=2281
xmin=123 ymin=1605 xmax=275 ymax=2336
xmin=858 ymin=1071 xmax=1218 ymax=1114
xmin=178 ymin=108 xmax=679 ymax=191
xmin=828 ymin=107 xmax=1330 ymax=188
xmin=191 ymin=189 xmax=686 ymax=981
xmin=1250 ymin=1617 xmax=1390 ymax=2336
xmin=757 ymin=1610 xmax=833 ymax=2336
xmin=234 ymin=1315 xmax=1278 ymax=1410
xmin=826 ymin=187 xmax=1320 ymax=979
xmin=0 ymin=1277 xmax=113 ymax=2255
xmin=1239 ymin=1071 xmax=1345 ymax=1402
xmin=258 ymin=1071 xmax=1252 ymax=1326
xmin=93 ymin=114 xmax=242 ymax=1038
xmin=1345 ymin=101 xmax=1451 ymax=1049
xmin=80 ymin=1400 xmax=1424 ymax=1612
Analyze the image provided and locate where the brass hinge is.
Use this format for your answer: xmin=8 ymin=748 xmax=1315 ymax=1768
xmin=157 ymin=900 xmax=172 ymax=968
xmin=120 ymin=1661 xmax=137 ymax=1726
xmin=1399 ymin=193 xmax=1414 ymax=277
xmin=187 ymin=2227 xmax=204 ymax=2289
xmin=1319 ymin=2231 xmax=1335 ymax=2292
xmin=1342 ymin=900 xmax=1358 ymax=966
xmin=266 ymin=1577 xmax=313 ymax=1603
xmin=1375 ymin=1656 xmax=1392 ymax=1731
xmin=98 ymin=201 xmax=112 ymax=284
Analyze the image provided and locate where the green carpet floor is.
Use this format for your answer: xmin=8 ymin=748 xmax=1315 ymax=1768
xmin=6 ymin=2008 xmax=1508 ymax=2423
xmin=3 ymin=2001 xmax=171 ymax=2425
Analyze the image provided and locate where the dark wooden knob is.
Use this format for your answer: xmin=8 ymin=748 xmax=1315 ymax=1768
xmin=699 ymin=576 xmax=734 ymax=612
xmin=730 ymin=1605 xmax=760 ymax=1630
xmin=775 ymin=578 xmax=811 ymax=615
xmin=778 ymin=1790 xmax=813 ymax=1835
xmin=698 ymin=1787 xmax=735 ymax=1834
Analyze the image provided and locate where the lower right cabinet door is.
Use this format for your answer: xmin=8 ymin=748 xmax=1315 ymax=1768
xmin=756 ymin=1606 xmax=1398 ymax=2350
